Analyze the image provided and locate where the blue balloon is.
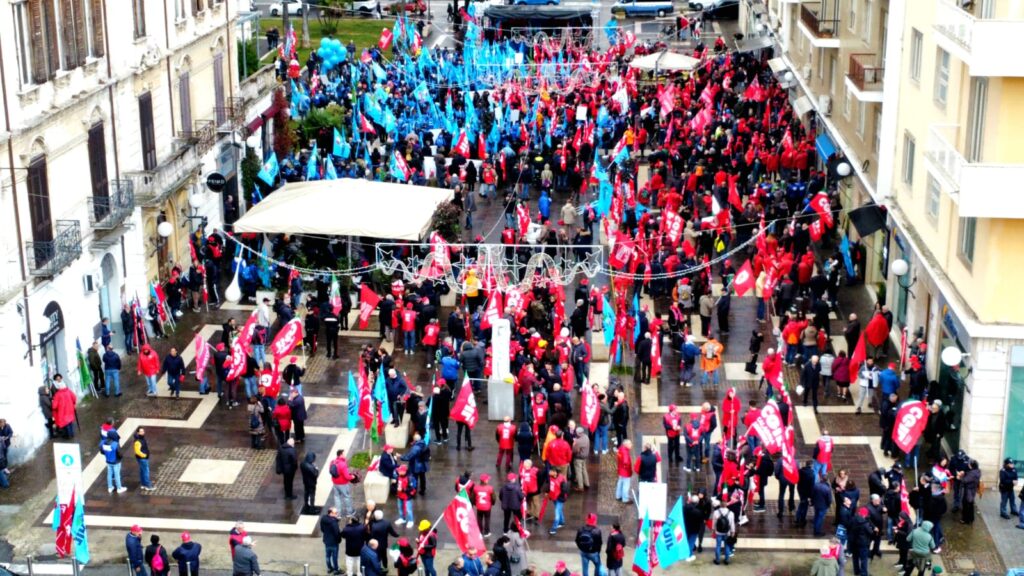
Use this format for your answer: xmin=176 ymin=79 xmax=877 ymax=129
xmin=338 ymin=47 xmax=348 ymax=61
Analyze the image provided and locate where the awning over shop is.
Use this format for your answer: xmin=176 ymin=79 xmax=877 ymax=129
xmin=768 ymin=57 xmax=787 ymax=74
xmin=735 ymin=35 xmax=773 ymax=53
xmin=629 ymin=51 xmax=701 ymax=72
xmin=816 ymin=133 xmax=837 ymax=161
xmin=793 ymin=95 xmax=814 ymax=117
xmin=233 ymin=180 xmax=454 ymax=241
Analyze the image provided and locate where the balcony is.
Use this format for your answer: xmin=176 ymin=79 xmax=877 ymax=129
xmin=239 ymin=64 xmax=278 ymax=106
xmin=845 ymin=53 xmax=884 ymax=102
xmin=124 ymin=144 xmax=202 ymax=208
xmin=934 ymin=0 xmax=1024 ymax=77
xmin=924 ymin=125 xmax=1024 ymax=219
xmin=799 ymin=3 xmax=841 ymax=48
xmin=216 ymin=97 xmax=246 ymax=130
xmin=87 ymin=179 xmax=135 ymax=230
xmin=179 ymin=119 xmax=217 ymax=156
xmin=26 ymin=220 xmax=82 ymax=277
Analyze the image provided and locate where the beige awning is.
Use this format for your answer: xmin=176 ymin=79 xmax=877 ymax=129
xmin=629 ymin=51 xmax=701 ymax=72
xmin=793 ymin=95 xmax=814 ymax=117
xmin=233 ymin=180 xmax=454 ymax=240
xmin=768 ymin=57 xmax=787 ymax=75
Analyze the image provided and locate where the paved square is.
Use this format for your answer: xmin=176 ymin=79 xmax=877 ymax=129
xmin=179 ymin=459 xmax=246 ymax=484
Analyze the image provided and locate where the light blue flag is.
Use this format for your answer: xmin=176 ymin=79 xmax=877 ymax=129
xmin=51 ymin=494 xmax=60 ymax=532
xmin=602 ymin=295 xmax=616 ymax=348
xmin=347 ymin=372 xmax=360 ymax=429
xmin=423 ymin=378 xmax=435 ymax=445
xmin=605 ymin=18 xmax=620 ymax=46
xmin=325 ymin=159 xmax=337 ymax=180
xmin=373 ymin=62 xmax=387 ymax=81
xmin=71 ymin=493 xmax=90 ymax=565
xmin=306 ymin=143 xmax=319 ymax=181
xmin=632 ymin=292 xmax=640 ymax=343
xmin=840 ymin=235 xmax=855 ymax=278
xmin=597 ymin=181 xmax=613 ymax=217
xmin=257 ymin=152 xmax=279 ymax=185
xmin=373 ymin=369 xmax=392 ymax=423
xmin=632 ymin=511 xmax=653 ymax=576
xmin=655 ymin=497 xmax=691 ymax=567
xmin=614 ymin=143 xmax=631 ymax=166
xmin=332 ymin=128 xmax=345 ymax=158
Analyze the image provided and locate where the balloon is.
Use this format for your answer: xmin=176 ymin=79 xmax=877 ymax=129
xmin=338 ymin=47 xmax=348 ymax=61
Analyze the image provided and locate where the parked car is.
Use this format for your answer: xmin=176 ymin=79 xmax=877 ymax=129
xmin=513 ymin=0 xmax=560 ymax=5
xmin=612 ymin=0 xmax=674 ymax=17
xmin=701 ymin=0 xmax=739 ymax=19
xmin=353 ymin=0 xmax=381 ymax=14
xmin=386 ymin=0 xmax=427 ymax=14
xmin=269 ymin=0 xmax=305 ymax=16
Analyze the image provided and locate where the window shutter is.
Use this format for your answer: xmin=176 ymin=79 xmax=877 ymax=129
xmin=28 ymin=0 xmax=48 ymax=83
xmin=60 ymin=0 xmax=78 ymax=70
xmin=88 ymin=123 xmax=109 ymax=198
xmin=139 ymin=93 xmax=157 ymax=170
xmin=191 ymin=0 xmax=198 ymax=17
xmin=90 ymin=0 xmax=104 ymax=57
xmin=74 ymin=0 xmax=88 ymax=65
xmin=27 ymin=156 xmax=54 ymax=244
xmin=43 ymin=0 xmax=60 ymax=77
xmin=179 ymin=73 xmax=192 ymax=136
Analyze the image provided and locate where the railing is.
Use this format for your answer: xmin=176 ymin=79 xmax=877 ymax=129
xmin=848 ymin=53 xmax=884 ymax=92
xmin=925 ymin=124 xmax=963 ymax=189
xmin=216 ymin=97 xmax=246 ymax=129
xmin=935 ymin=0 xmax=974 ymax=51
xmin=124 ymin=144 xmax=202 ymax=208
xmin=239 ymin=64 xmax=278 ymax=105
xmin=87 ymin=179 xmax=135 ymax=230
xmin=26 ymin=220 xmax=82 ymax=277
xmin=800 ymin=3 xmax=840 ymax=38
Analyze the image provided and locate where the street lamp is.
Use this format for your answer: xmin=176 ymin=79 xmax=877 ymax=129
xmin=941 ymin=346 xmax=966 ymax=368
xmin=157 ymin=221 xmax=174 ymax=238
xmin=890 ymin=257 xmax=916 ymax=298
xmin=836 ymin=161 xmax=852 ymax=177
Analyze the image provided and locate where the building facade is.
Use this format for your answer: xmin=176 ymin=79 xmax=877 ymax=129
xmin=0 ymin=0 xmax=248 ymax=462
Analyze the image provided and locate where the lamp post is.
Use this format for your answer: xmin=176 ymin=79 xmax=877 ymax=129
xmin=890 ymin=257 xmax=916 ymax=299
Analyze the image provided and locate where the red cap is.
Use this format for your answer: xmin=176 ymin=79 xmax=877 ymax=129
xmin=181 ymin=532 xmax=191 ymax=542
xmin=216 ymin=343 xmax=225 ymax=351
xmin=384 ymin=444 xmax=393 ymax=451
xmin=398 ymin=537 xmax=409 ymax=547
xmin=131 ymin=524 xmax=142 ymax=533
xmin=290 ymin=356 xmax=298 ymax=363
xmin=888 ymin=362 xmax=896 ymax=370
xmin=556 ymin=561 xmax=566 ymax=570
xmin=480 ymin=473 xmax=491 ymax=483
xmin=507 ymin=473 xmax=517 ymax=481
xmin=586 ymin=513 xmax=598 ymax=526
xmin=858 ymin=507 xmax=869 ymax=517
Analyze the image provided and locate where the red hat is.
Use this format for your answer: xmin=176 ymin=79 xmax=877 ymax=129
xmin=384 ymin=444 xmax=393 ymax=451
xmin=888 ymin=362 xmax=896 ymax=370
xmin=398 ymin=465 xmax=408 ymax=474
xmin=507 ymin=473 xmax=517 ymax=481
xmin=131 ymin=524 xmax=142 ymax=533
xmin=398 ymin=537 xmax=409 ymax=547
xmin=857 ymin=507 xmax=869 ymax=517
xmin=216 ymin=343 xmax=225 ymax=351
xmin=668 ymin=404 xmax=677 ymax=412
xmin=181 ymin=532 xmax=191 ymax=542
xmin=555 ymin=561 xmax=566 ymax=570
xmin=586 ymin=513 xmax=598 ymax=526
xmin=480 ymin=473 xmax=491 ymax=483
xmin=919 ymin=343 xmax=928 ymax=351
xmin=290 ymin=356 xmax=298 ymax=363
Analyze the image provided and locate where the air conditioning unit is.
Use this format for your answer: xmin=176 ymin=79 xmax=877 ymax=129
xmin=802 ymin=64 xmax=812 ymax=80
xmin=83 ymin=273 xmax=99 ymax=293
xmin=819 ymin=95 xmax=832 ymax=116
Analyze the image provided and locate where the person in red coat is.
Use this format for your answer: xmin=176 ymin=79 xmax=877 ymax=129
xmin=51 ymin=376 xmax=77 ymax=438
xmin=272 ymin=401 xmax=292 ymax=445
xmin=474 ymin=473 xmax=495 ymax=537
xmin=663 ymin=405 xmax=682 ymax=464
xmin=495 ymin=416 xmax=516 ymax=470
xmin=721 ymin=387 xmax=741 ymax=442
xmin=136 ymin=344 xmax=161 ymax=397
xmin=546 ymin=431 xmax=573 ymax=478
xmin=422 ymin=319 xmax=440 ymax=369
xmin=615 ymin=440 xmax=633 ymax=503
xmin=519 ymin=460 xmax=540 ymax=519
xmin=684 ymin=414 xmax=703 ymax=472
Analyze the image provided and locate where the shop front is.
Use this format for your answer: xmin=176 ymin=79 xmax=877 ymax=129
xmin=937 ymin=295 xmax=969 ymax=454
xmin=1004 ymin=346 xmax=1024 ymax=466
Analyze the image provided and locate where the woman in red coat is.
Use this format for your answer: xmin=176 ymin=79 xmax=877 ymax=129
xmin=52 ymin=379 xmax=77 ymax=438
xmin=272 ymin=401 xmax=292 ymax=445
xmin=720 ymin=387 xmax=741 ymax=443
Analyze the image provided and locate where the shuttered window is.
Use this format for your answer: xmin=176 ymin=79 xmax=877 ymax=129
xmin=27 ymin=156 xmax=53 ymax=244
xmin=132 ymin=0 xmax=145 ymax=38
xmin=179 ymin=73 xmax=192 ymax=136
xmin=213 ymin=53 xmax=225 ymax=125
xmin=88 ymin=123 xmax=108 ymax=199
xmin=13 ymin=2 xmax=34 ymax=85
xmin=139 ymin=93 xmax=157 ymax=170
xmin=27 ymin=0 xmax=60 ymax=83
xmin=88 ymin=0 xmax=104 ymax=56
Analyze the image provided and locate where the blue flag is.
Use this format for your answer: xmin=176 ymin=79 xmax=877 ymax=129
xmin=605 ymin=18 xmax=619 ymax=46
xmin=655 ymin=497 xmax=691 ymax=567
xmin=632 ymin=292 xmax=641 ymax=343
xmin=373 ymin=369 xmax=392 ymax=423
xmin=602 ymin=295 xmax=616 ymax=348
xmin=347 ymin=372 xmax=359 ymax=429
xmin=840 ymin=235 xmax=855 ymax=278
xmin=306 ymin=144 xmax=319 ymax=181
xmin=423 ymin=388 xmax=434 ymax=444
xmin=71 ymin=492 xmax=90 ymax=565
xmin=632 ymin=511 xmax=653 ymax=576
xmin=332 ymin=128 xmax=349 ymax=158
xmin=257 ymin=152 xmax=278 ymax=186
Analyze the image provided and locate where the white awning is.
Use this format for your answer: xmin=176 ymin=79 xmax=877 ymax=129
xmin=233 ymin=180 xmax=454 ymax=240
xmin=793 ymin=95 xmax=814 ymax=117
xmin=768 ymin=57 xmax=787 ymax=75
xmin=629 ymin=51 xmax=700 ymax=72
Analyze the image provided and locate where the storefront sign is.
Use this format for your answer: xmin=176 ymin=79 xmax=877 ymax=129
xmin=39 ymin=301 xmax=64 ymax=346
xmin=939 ymin=296 xmax=971 ymax=350
xmin=53 ymin=443 xmax=84 ymax=505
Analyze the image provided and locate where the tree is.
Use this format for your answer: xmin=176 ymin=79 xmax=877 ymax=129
xmin=271 ymin=88 xmax=297 ymax=158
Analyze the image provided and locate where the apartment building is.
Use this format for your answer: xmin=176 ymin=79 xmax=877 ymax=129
xmin=0 ymin=0 xmax=249 ymax=461
xmin=885 ymin=0 xmax=1024 ymax=478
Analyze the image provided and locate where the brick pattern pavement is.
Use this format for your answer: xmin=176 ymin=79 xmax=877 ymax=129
xmin=146 ymin=445 xmax=275 ymax=500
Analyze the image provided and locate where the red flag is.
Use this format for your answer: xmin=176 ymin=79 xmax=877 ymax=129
xmin=663 ymin=210 xmax=683 ymax=246
xmin=478 ymin=134 xmax=486 ymax=159
xmin=55 ymin=489 xmax=76 ymax=558
xmin=899 ymin=479 xmax=912 ymax=517
xmin=269 ymin=318 xmax=304 ymax=359
xmin=378 ymin=28 xmax=393 ymax=50
xmin=358 ymin=285 xmax=382 ymax=330
xmin=650 ymin=329 xmax=662 ymax=380
xmin=762 ymin=264 xmax=780 ymax=302
xmin=728 ymin=174 xmax=743 ymax=210
xmin=225 ymin=340 xmax=247 ymax=381
xmin=454 ymin=130 xmax=470 ymax=157
xmin=781 ymin=426 xmax=799 ymax=484
xmin=848 ymin=334 xmax=867 ymax=382
xmin=516 ymin=203 xmax=531 ymax=237
xmin=480 ymin=290 xmax=503 ymax=331
xmin=443 ymin=489 xmax=487 ymax=553
xmin=359 ymin=371 xmax=373 ymax=430
xmin=608 ymin=233 xmax=635 ymax=270
xmin=580 ymin=381 xmax=599 ymax=432
xmin=236 ymin=309 xmax=260 ymax=352
xmin=194 ymin=334 xmax=210 ymax=380
xmin=892 ymin=400 xmax=929 ymax=453
xmin=733 ymin=260 xmax=755 ymax=297
xmin=865 ymin=313 xmax=890 ymax=346
xmin=749 ymin=400 xmax=785 ymax=454
xmin=450 ymin=379 xmax=479 ymax=429
xmin=809 ymin=192 xmax=834 ymax=228
xmin=809 ymin=218 xmax=825 ymax=242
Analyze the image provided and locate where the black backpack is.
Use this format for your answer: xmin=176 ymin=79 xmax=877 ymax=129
xmin=576 ymin=528 xmax=595 ymax=552
xmin=715 ymin=513 xmax=731 ymax=534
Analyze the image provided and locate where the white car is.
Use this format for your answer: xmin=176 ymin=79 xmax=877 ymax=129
xmin=269 ymin=0 xmax=305 ymax=16
xmin=352 ymin=0 xmax=380 ymax=14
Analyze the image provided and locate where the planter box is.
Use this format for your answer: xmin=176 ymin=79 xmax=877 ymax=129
xmin=363 ymin=470 xmax=391 ymax=505
xmin=384 ymin=414 xmax=410 ymax=449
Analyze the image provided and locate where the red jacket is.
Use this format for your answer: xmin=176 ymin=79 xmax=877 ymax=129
xmin=474 ymin=484 xmax=494 ymax=511
xmin=548 ymin=475 xmax=567 ymax=501
xmin=330 ymin=456 xmax=355 ymax=485
xmin=546 ymin=438 xmax=572 ymax=467
xmin=721 ymin=394 xmax=741 ymax=430
xmin=401 ymin=309 xmax=417 ymax=331
xmin=519 ymin=465 xmax=539 ymax=493
xmin=272 ymin=403 xmax=292 ymax=432
xmin=397 ymin=474 xmax=416 ymax=501
xmin=685 ymin=420 xmax=702 ymax=446
xmin=663 ymin=412 xmax=682 ymax=438
xmin=137 ymin=346 xmax=160 ymax=376
xmin=496 ymin=423 xmax=516 ymax=450
xmin=423 ymin=323 xmax=440 ymax=346
xmin=616 ymin=446 xmax=632 ymax=478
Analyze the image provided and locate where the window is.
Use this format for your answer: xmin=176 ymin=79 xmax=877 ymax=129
xmin=13 ymin=2 xmax=33 ymax=85
xmin=843 ymin=88 xmax=852 ymax=119
xmin=192 ymin=0 xmax=205 ymax=16
xmin=214 ymin=53 xmax=226 ymax=125
xmin=958 ymin=217 xmax=976 ymax=265
xmin=934 ymin=48 xmax=950 ymax=107
xmin=909 ymin=28 xmax=923 ymax=82
xmin=26 ymin=155 xmax=53 ymax=269
xmin=88 ymin=123 xmax=109 ymax=222
xmin=818 ymin=48 xmax=825 ymax=79
xmin=22 ymin=0 xmax=61 ymax=84
xmin=965 ymin=77 xmax=988 ymax=163
xmin=829 ymin=54 xmax=837 ymax=96
xmin=132 ymin=0 xmax=145 ymax=38
xmin=848 ymin=0 xmax=858 ymax=32
xmin=873 ymin=108 xmax=882 ymax=155
xmin=857 ymin=100 xmax=867 ymax=139
xmin=179 ymin=72 xmax=192 ymax=136
xmin=139 ymin=92 xmax=157 ymax=170
xmin=926 ymin=176 xmax=941 ymax=223
xmin=863 ymin=0 xmax=873 ymax=43
xmin=902 ymin=132 xmax=916 ymax=186
xmin=87 ymin=0 xmax=103 ymax=57
xmin=174 ymin=0 xmax=186 ymax=21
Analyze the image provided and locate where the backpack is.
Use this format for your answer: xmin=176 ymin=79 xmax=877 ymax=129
xmin=613 ymin=542 xmax=625 ymax=561
xmin=577 ymin=528 xmax=595 ymax=551
xmin=715 ymin=513 xmax=731 ymax=534
xmin=249 ymin=411 xmax=260 ymax=430
xmin=330 ymin=462 xmax=340 ymax=478
xmin=151 ymin=548 xmax=164 ymax=572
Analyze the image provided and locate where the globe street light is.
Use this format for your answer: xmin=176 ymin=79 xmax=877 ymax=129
xmin=890 ymin=257 xmax=916 ymax=298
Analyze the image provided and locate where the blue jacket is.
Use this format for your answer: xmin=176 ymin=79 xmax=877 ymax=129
xmin=360 ymin=544 xmax=384 ymax=576
xmin=103 ymin=350 xmax=121 ymax=371
xmin=462 ymin=554 xmax=484 ymax=576
xmin=812 ymin=480 xmax=833 ymax=510
xmin=126 ymin=533 xmax=145 ymax=568
xmin=101 ymin=432 xmax=121 ymax=464
xmin=538 ymin=193 xmax=551 ymax=219
xmin=402 ymin=439 xmax=430 ymax=474
xmin=878 ymin=368 xmax=900 ymax=395
xmin=441 ymin=356 xmax=461 ymax=382
xmin=681 ymin=342 xmax=701 ymax=363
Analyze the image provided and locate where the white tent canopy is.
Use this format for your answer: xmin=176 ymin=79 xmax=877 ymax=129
xmin=233 ymin=180 xmax=454 ymax=241
xmin=629 ymin=51 xmax=700 ymax=72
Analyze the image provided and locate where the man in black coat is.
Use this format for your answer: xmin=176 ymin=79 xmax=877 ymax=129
xmin=795 ymin=460 xmax=816 ymax=528
xmin=867 ymin=494 xmax=885 ymax=559
xmin=683 ymin=496 xmax=704 ymax=552
xmin=775 ymin=457 xmax=796 ymax=520
xmin=341 ymin=516 xmax=367 ymax=576
xmin=368 ymin=510 xmax=399 ymax=570
xmin=800 ymin=355 xmax=822 ymax=411
xmin=811 ymin=477 xmax=833 ymax=537
xmin=634 ymin=333 xmax=652 ymax=384
xmin=880 ymin=395 xmax=899 ymax=456
xmin=289 ymin=390 xmax=308 ymax=443
xmin=499 ymin=474 xmax=525 ymax=533
xmin=361 ymin=540 xmax=384 ymax=576
xmin=848 ymin=508 xmax=874 ymax=576
xmin=300 ymin=452 xmax=319 ymax=514
xmin=275 ymin=438 xmax=299 ymax=499
xmin=570 ymin=302 xmax=588 ymax=339
xmin=320 ymin=508 xmax=342 ymax=575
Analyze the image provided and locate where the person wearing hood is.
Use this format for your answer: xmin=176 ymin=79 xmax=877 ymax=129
xmin=892 ymin=511 xmax=913 ymax=571
xmin=960 ymin=458 xmax=982 ymax=524
xmin=171 ymin=532 xmax=201 ymax=576
xmin=848 ymin=507 xmax=873 ymax=576
xmin=137 ymin=344 xmax=161 ymax=396
xmin=905 ymin=521 xmax=936 ymax=576
xmin=300 ymin=452 xmax=319 ymax=514
xmin=52 ymin=376 xmax=77 ymax=438
xmin=145 ymin=534 xmax=171 ymax=576
xmin=538 ymin=189 xmax=552 ymax=220
xmin=102 ymin=429 xmax=127 ymax=493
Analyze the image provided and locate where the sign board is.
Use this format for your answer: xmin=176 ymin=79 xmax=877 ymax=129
xmin=206 ymin=172 xmax=227 ymax=192
xmin=53 ymin=443 xmax=84 ymax=505
xmin=637 ymin=481 xmax=668 ymax=521
xmin=491 ymin=318 xmax=510 ymax=381
xmin=576 ymin=106 xmax=588 ymax=120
